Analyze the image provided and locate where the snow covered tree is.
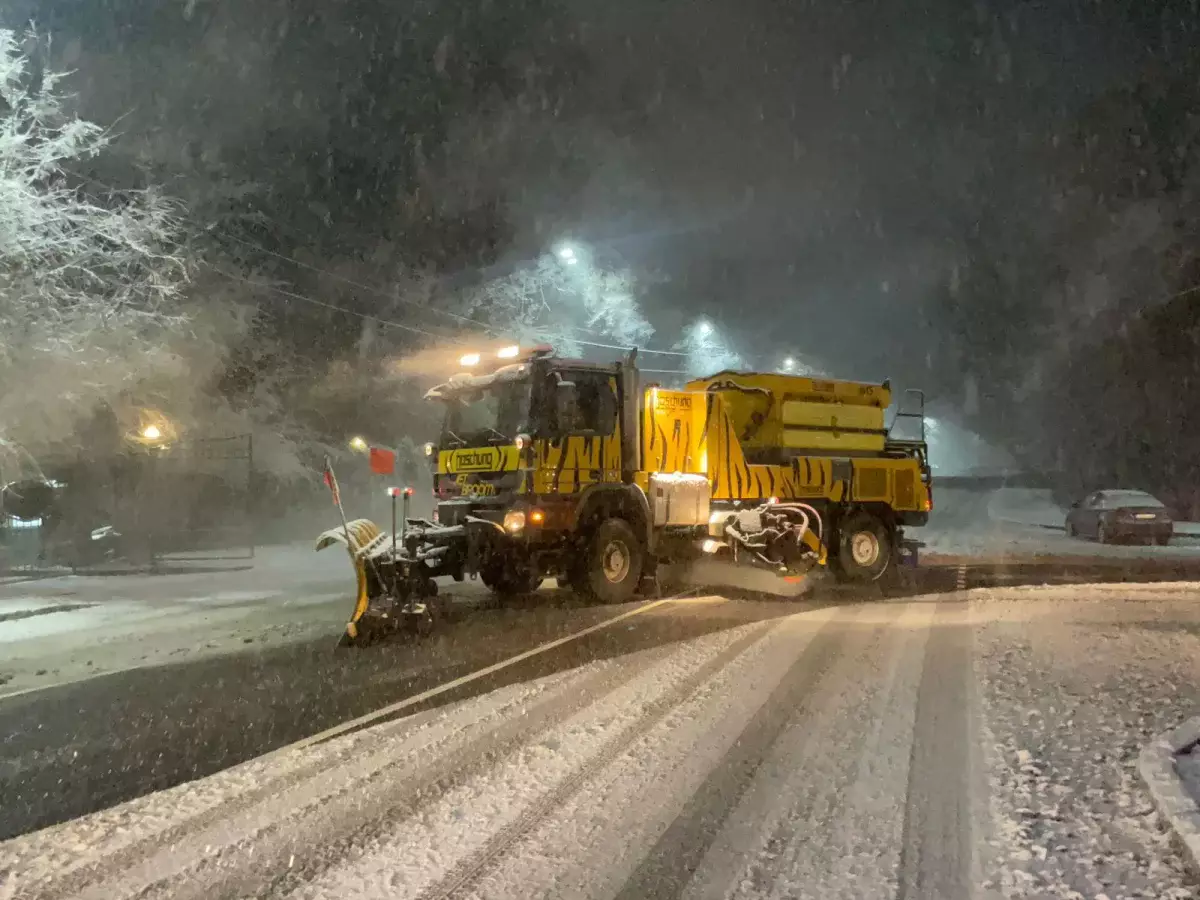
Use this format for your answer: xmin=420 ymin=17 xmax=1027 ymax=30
xmin=456 ymin=251 xmax=655 ymax=354
xmin=674 ymin=320 xmax=746 ymax=377
xmin=0 ymin=29 xmax=190 ymax=457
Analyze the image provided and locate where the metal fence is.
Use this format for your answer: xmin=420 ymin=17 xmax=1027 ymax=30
xmin=147 ymin=434 xmax=255 ymax=564
xmin=0 ymin=514 xmax=50 ymax=576
xmin=0 ymin=434 xmax=255 ymax=575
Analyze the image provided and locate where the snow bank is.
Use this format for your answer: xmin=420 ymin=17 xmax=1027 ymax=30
xmin=987 ymin=488 xmax=1066 ymax=530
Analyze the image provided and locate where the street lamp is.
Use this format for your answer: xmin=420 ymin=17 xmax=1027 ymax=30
xmin=349 ymin=435 xmax=368 ymax=452
xmin=782 ymin=357 xmax=796 ymax=372
xmin=133 ymin=415 xmax=172 ymax=448
xmin=556 ymin=244 xmax=579 ymax=266
xmin=696 ymin=319 xmax=713 ymax=337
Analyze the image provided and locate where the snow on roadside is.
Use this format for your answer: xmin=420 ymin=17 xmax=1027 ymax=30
xmin=1177 ymin=745 xmax=1200 ymax=809
xmin=973 ymin=590 xmax=1200 ymax=899
xmin=924 ymin=487 xmax=1200 ymax=560
xmin=988 ymin=488 xmax=1069 ymax=531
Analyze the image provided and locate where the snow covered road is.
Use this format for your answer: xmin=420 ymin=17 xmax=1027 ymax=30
xmin=923 ymin=485 xmax=1200 ymax=563
xmin=4 ymin=587 xmax=1198 ymax=900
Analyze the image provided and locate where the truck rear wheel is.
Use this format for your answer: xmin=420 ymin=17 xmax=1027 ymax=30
xmin=576 ymin=517 xmax=644 ymax=604
xmin=833 ymin=511 xmax=894 ymax=583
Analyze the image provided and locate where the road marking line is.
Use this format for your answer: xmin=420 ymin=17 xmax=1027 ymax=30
xmin=280 ymin=595 xmax=714 ymax=753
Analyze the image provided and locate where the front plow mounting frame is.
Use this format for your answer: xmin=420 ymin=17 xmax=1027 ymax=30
xmin=316 ymin=518 xmax=468 ymax=645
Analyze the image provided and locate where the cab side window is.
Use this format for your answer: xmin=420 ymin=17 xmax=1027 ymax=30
xmin=558 ymin=371 xmax=616 ymax=435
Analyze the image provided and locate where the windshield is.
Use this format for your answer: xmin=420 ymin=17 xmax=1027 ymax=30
xmin=440 ymin=379 xmax=531 ymax=446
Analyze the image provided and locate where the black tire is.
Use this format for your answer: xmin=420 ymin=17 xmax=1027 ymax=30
xmin=577 ymin=517 xmax=645 ymax=603
xmin=1065 ymin=519 xmax=1077 ymax=538
xmin=1156 ymin=534 xmax=1171 ymax=546
xmin=481 ymin=561 xmax=541 ymax=597
xmin=832 ymin=511 xmax=894 ymax=583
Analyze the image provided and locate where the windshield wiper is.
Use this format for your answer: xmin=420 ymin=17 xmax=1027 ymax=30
xmin=483 ymin=426 xmax=510 ymax=443
xmin=444 ymin=430 xmax=467 ymax=447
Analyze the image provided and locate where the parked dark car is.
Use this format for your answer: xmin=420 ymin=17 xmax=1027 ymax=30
xmin=1065 ymin=489 xmax=1173 ymax=545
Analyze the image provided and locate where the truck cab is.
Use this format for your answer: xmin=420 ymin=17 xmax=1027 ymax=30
xmin=424 ymin=347 xmax=648 ymax=599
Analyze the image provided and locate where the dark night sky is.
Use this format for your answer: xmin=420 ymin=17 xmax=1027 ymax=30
xmin=10 ymin=0 xmax=1183 ymax=383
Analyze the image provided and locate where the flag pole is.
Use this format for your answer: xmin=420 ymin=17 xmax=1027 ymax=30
xmin=325 ymin=453 xmax=388 ymax=601
xmin=323 ymin=454 xmax=356 ymax=559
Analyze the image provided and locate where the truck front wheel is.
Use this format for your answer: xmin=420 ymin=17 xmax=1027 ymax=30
xmin=833 ymin=511 xmax=894 ymax=583
xmin=575 ymin=517 xmax=645 ymax=604
xmin=480 ymin=558 xmax=541 ymax=597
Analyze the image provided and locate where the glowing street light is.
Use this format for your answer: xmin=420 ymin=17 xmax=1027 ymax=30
xmin=696 ymin=319 xmax=713 ymax=337
xmin=141 ymin=424 xmax=162 ymax=441
xmin=557 ymin=245 xmax=576 ymax=261
xmin=782 ymin=357 xmax=796 ymax=372
xmin=348 ymin=435 xmax=368 ymax=452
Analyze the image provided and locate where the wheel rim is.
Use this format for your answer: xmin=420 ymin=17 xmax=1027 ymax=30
xmin=602 ymin=539 xmax=631 ymax=583
xmin=849 ymin=531 xmax=881 ymax=567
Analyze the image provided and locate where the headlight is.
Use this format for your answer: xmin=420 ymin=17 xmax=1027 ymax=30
xmin=503 ymin=510 xmax=526 ymax=533
xmin=423 ymin=442 xmax=435 ymax=457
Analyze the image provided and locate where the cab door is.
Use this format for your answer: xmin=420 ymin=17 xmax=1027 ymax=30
xmin=534 ymin=370 xmax=622 ymax=494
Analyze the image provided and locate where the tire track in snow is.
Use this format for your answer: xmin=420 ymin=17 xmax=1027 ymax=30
xmin=411 ymin=618 xmax=805 ymax=900
xmin=610 ymin=606 xmax=881 ymax=900
xmin=21 ymin=670 xmax=566 ymax=900
xmin=895 ymin=601 xmax=975 ymax=900
xmin=103 ymin=640 xmax=684 ymax=900
xmin=11 ymin=597 xmax=693 ymax=900
xmin=687 ymin=602 xmax=937 ymax=900
xmin=462 ymin=607 xmax=842 ymax=900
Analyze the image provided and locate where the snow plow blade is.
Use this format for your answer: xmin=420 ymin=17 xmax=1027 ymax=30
xmin=315 ymin=519 xmax=386 ymax=644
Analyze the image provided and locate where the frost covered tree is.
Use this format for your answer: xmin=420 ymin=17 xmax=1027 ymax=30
xmin=0 ymin=29 xmax=190 ymax=457
xmin=456 ymin=251 xmax=655 ymax=354
xmin=675 ymin=319 xmax=746 ymax=377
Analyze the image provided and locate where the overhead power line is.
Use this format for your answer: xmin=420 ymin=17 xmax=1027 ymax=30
xmin=209 ymin=264 xmax=694 ymax=365
xmin=65 ymin=165 xmax=692 ymax=357
xmin=207 ymin=264 xmax=458 ymax=341
xmin=219 ymin=230 xmax=688 ymax=356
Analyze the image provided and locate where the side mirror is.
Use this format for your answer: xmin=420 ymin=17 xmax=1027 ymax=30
xmin=555 ymin=380 xmax=579 ymax=430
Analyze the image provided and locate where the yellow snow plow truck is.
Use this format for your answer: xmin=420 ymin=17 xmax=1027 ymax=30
xmin=318 ymin=345 xmax=931 ymax=642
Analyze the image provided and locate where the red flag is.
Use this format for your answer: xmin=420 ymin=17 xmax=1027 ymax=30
xmin=322 ymin=458 xmax=341 ymax=507
xmin=369 ymin=446 xmax=396 ymax=475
